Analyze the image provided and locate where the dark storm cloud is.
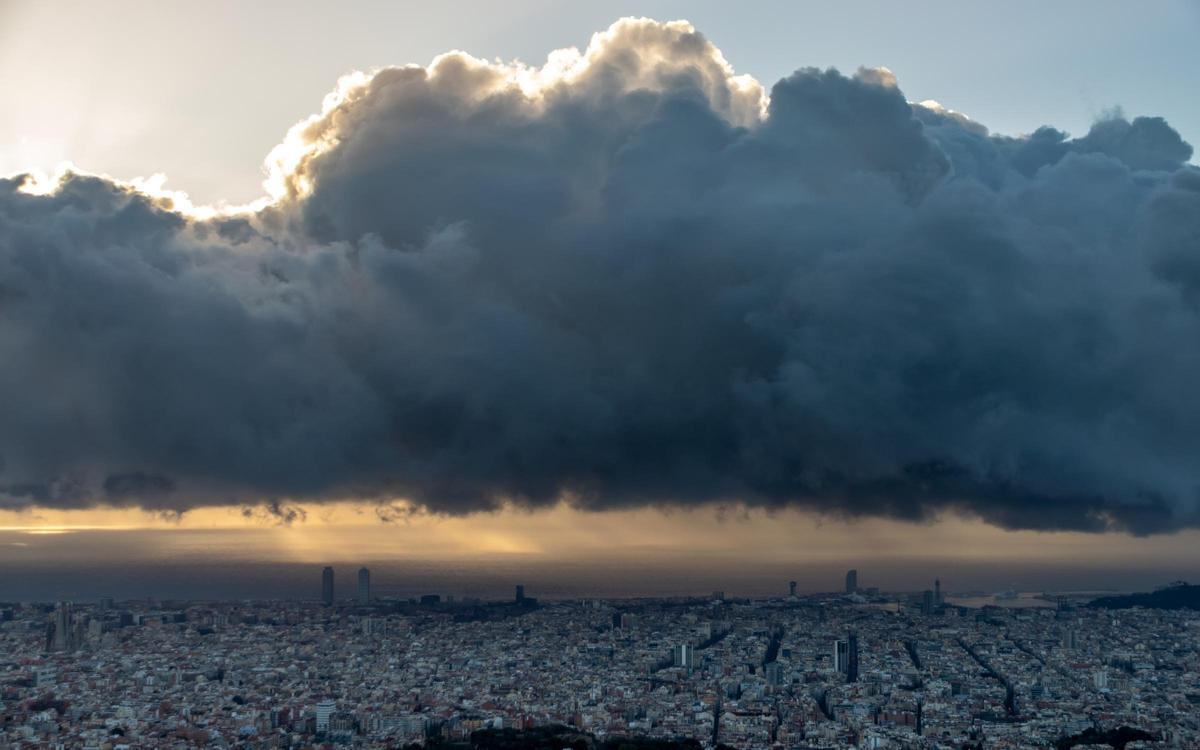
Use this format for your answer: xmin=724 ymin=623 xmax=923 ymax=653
xmin=1 ymin=18 xmax=1199 ymax=532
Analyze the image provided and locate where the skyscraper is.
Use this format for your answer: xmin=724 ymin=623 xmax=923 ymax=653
xmin=935 ymin=578 xmax=942 ymax=605
xmin=1062 ymin=627 xmax=1078 ymax=650
xmin=922 ymin=589 xmax=935 ymax=615
xmin=515 ymin=584 xmax=525 ymax=603
xmin=315 ymin=699 xmax=336 ymax=733
xmin=322 ymin=566 xmax=334 ymax=607
xmin=845 ymin=569 xmax=858 ymax=593
xmin=48 ymin=602 xmax=74 ymax=652
xmin=673 ymin=643 xmax=695 ymax=669
xmin=834 ymin=638 xmax=848 ymax=673
xmin=789 ymin=580 xmax=797 ymax=598
xmin=357 ymin=567 xmax=370 ymax=605
xmin=765 ymin=661 xmax=784 ymax=686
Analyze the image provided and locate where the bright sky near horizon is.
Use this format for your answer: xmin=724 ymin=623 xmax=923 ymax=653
xmin=3 ymin=503 xmax=1200 ymax=595
xmin=2 ymin=0 xmax=1198 ymax=206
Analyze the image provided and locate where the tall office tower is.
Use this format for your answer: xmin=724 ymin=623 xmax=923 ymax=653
xmin=87 ymin=618 xmax=104 ymax=643
xmin=322 ymin=567 xmax=335 ymax=607
xmin=847 ymin=631 xmax=859 ymax=683
xmin=935 ymin=578 xmax=942 ymax=605
xmin=789 ymin=581 xmax=797 ymax=598
xmin=765 ymin=661 xmax=784 ymax=686
xmin=1061 ymin=628 xmax=1078 ymax=650
xmin=515 ymin=584 xmax=525 ymax=603
xmin=51 ymin=602 xmax=74 ymax=652
xmin=315 ymin=699 xmax=336 ymax=733
xmin=357 ymin=567 xmax=371 ymax=605
xmin=834 ymin=639 xmax=848 ymax=673
xmin=72 ymin=617 xmax=88 ymax=650
xmin=673 ymin=643 xmax=695 ymax=669
xmin=922 ymin=589 xmax=935 ymax=615
xmin=845 ymin=569 xmax=858 ymax=593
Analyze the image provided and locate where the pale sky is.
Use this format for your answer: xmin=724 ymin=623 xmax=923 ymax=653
xmin=2 ymin=0 xmax=1197 ymax=205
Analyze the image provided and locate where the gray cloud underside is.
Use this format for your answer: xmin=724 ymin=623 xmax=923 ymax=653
xmin=2 ymin=19 xmax=1199 ymax=532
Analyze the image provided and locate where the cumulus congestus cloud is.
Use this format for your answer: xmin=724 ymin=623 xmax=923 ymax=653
xmin=1 ymin=18 xmax=1199 ymax=532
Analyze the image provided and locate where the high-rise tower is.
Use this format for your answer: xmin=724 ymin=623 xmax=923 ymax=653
xmin=845 ymin=569 xmax=858 ymax=594
xmin=357 ymin=567 xmax=370 ymax=605
xmin=322 ymin=566 xmax=335 ymax=607
xmin=48 ymin=602 xmax=74 ymax=652
xmin=315 ymin=699 xmax=336 ymax=733
xmin=673 ymin=643 xmax=695 ymax=669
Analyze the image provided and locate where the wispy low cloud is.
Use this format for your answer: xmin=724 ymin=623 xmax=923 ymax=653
xmin=374 ymin=502 xmax=426 ymax=525
xmin=0 ymin=18 xmax=1198 ymax=533
xmin=241 ymin=501 xmax=308 ymax=527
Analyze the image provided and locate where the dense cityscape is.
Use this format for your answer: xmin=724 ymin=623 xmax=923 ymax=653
xmin=1 ymin=569 xmax=1194 ymax=749
xmin=5 ymin=3 xmax=1200 ymax=750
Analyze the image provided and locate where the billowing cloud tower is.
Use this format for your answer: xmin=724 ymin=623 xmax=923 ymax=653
xmin=1 ymin=19 xmax=1198 ymax=532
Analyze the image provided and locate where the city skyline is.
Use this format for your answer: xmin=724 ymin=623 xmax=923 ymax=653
xmin=4 ymin=584 xmax=1196 ymax=747
xmin=0 ymin=550 xmax=1184 ymax=605
xmin=6 ymin=6 xmax=1200 ymax=747
xmin=2 ymin=501 xmax=1198 ymax=599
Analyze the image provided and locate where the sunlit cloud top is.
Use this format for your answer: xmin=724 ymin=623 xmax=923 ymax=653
xmin=0 ymin=18 xmax=1198 ymax=536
